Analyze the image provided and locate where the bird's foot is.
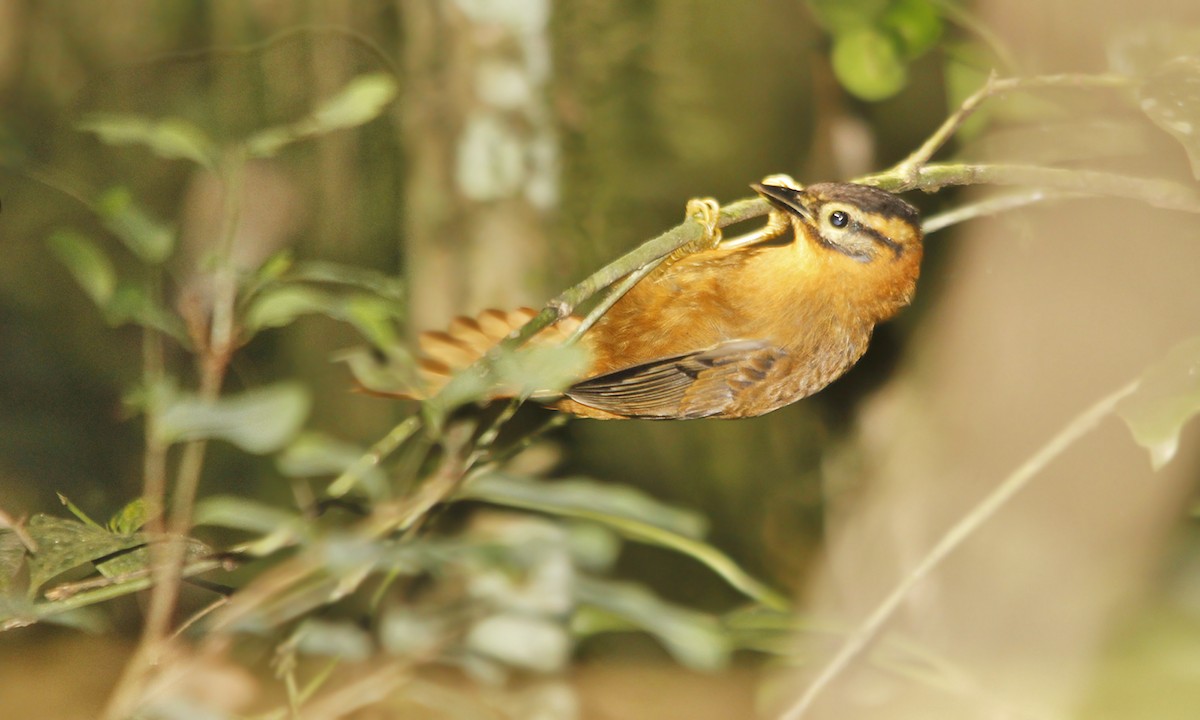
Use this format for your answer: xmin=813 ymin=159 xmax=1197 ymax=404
xmin=685 ymin=197 xmax=723 ymax=251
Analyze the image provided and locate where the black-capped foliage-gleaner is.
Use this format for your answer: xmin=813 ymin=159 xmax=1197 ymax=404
xmin=409 ymin=176 xmax=924 ymax=419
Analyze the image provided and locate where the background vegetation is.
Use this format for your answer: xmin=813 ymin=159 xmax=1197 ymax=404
xmin=1 ymin=1 xmax=1199 ymax=719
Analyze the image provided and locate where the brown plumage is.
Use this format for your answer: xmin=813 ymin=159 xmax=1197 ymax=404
xmin=412 ymin=180 xmax=924 ymax=420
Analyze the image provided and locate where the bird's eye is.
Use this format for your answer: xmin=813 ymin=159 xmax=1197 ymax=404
xmin=829 ymin=210 xmax=850 ymax=228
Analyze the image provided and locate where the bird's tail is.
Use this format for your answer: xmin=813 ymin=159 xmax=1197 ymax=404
xmin=399 ymin=307 xmax=582 ymax=399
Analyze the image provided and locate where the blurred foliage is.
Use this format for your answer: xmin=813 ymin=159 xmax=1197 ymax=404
xmin=809 ymin=0 xmax=944 ymax=100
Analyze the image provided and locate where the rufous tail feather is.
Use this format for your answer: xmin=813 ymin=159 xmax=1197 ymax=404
xmin=402 ymin=307 xmax=583 ymax=399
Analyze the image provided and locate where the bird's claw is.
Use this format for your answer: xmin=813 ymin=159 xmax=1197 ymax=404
xmin=685 ymin=197 xmax=723 ymax=250
xmin=759 ymin=173 xmax=802 ymax=190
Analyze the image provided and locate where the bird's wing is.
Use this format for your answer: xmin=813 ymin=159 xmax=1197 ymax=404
xmin=564 ymin=339 xmax=784 ymax=419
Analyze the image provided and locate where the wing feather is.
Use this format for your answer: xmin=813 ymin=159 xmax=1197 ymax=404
xmin=565 ymin=340 xmax=783 ymax=419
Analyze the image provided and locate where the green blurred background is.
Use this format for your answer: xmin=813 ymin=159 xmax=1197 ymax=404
xmin=0 ymin=1 xmax=953 ymax=593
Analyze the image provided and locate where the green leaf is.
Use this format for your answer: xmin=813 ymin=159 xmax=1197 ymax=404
xmin=283 ymin=261 xmax=406 ymax=300
xmin=56 ymin=493 xmax=104 ymax=530
xmin=832 ymin=27 xmax=908 ymax=101
xmin=246 ymin=73 xmax=397 ymax=158
xmin=104 ymin=281 xmax=190 ymax=343
xmin=193 ymin=496 xmax=301 ymax=535
xmin=156 ymin=383 xmax=311 ymax=454
xmin=96 ymin=187 xmax=175 ymax=264
xmin=425 ymin=363 xmax=492 ymax=415
xmin=721 ymin=605 xmax=805 ymax=655
xmin=467 ymin=613 xmax=571 ymax=672
xmin=493 ymin=343 xmax=591 ymax=397
xmin=335 ymin=346 xmax=419 ymax=399
xmin=573 ymin=576 xmax=730 ymax=671
xmin=94 ymin=537 xmax=211 ymax=579
xmin=881 ymin=0 xmax=942 ymax=59
xmin=193 ymin=496 xmax=306 ymax=556
xmin=312 ymin=73 xmax=399 ymax=132
xmin=293 ymin=619 xmax=373 ymax=661
xmin=460 ymin=473 xmax=791 ymax=610
xmin=24 ymin=515 xmax=144 ymax=592
xmin=77 ymin=113 xmax=217 ymax=168
xmin=243 ymin=285 xmax=403 ymax=347
xmin=47 ymin=230 xmax=116 ymax=308
xmin=107 ymin=498 xmax=151 ymax=535
xmin=1117 ymin=337 xmax=1200 ymax=470
xmin=243 ymin=285 xmax=337 ymax=331
xmin=256 ymin=251 xmax=295 ymax=285
xmin=0 ymin=531 xmax=27 ymax=596
xmin=1138 ymin=56 xmax=1200 ymax=179
xmin=465 ymin=473 xmax=706 ymax=538
xmin=341 ymin=295 xmax=405 ymax=349
xmin=421 ymin=343 xmax=591 ymax=420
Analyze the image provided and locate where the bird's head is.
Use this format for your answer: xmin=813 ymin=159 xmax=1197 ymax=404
xmin=751 ymin=181 xmax=923 ymax=263
xmin=751 ymin=180 xmax=924 ymax=317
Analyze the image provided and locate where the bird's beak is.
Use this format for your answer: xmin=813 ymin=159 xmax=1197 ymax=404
xmin=751 ymin=182 xmax=814 ymax=222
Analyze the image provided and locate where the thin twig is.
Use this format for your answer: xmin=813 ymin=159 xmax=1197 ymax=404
xmin=777 ymin=379 xmax=1140 ymax=720
xmin=865 ymin=163 xmax=1200 ymax=214
xmin=921 ymin=188 xmax=1082 ymax=234
xmin=495 ymin=196 xmax=771 ymax=351
xmin=569 ymin=255 xmax=668 ymax=344
xmin=328 ymin=415 xmax=422 ymax=497
xmin=103 ymin=151 xmax=247 ymax=720
xmin=894 ymin=73 xmax=1134 ymax=181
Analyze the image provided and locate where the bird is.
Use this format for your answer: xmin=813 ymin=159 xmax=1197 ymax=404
xmin=408 ymin=176 xmax=924 ymax=420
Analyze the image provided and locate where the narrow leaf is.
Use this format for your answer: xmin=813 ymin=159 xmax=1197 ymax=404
xmin=57 ymin=493 xmax=103 ymax=529
xmin=78 ymin=113 xmax=217 ymax=168
xmin=193 ymin=496 xmax=306 ymax=556
xmin=104 ymin=281 xmax=190 ymax=343
xmin=94 ymin=537 xmax=211 ymax=579
xmin=96 ymin=187 xmax=175 ymax=264
xmin=284 ymin=261 xmax=405 ymax=300
xmin=1139 ymin=56 xmax=1200 ymax=179
xmin=193 ymin=495 xmax=302 ymax=536
xmin=243 ymin=286 xmax=403 ymax=347
xmin=574 ymin=576 xmax=730 ymax=671
xmin=107 ymin=498 xmax=151 ymax=535
xmin=156 ymin=383 xmax=311 ymax=454
xmin=246 ymin=73 xmax=397 ymax=158
xmin=293 ymin=619 xmax=373 ymax=661
xmin=465 ymin=473 xmax=706 ymax=538
xmin=311 ymin=73 xmax=398 ymax=130
xmin=243 ymin=285 xmax=337 ymax=331
xmin=25 ymin=515 xmax=143 ymax=592
xmin=47 ymin=230 xmax=116 ymax=307
xmin=1118 ymin=336 xmax=1200 ymax=469
xmin=467 ymin=613 xmax=570 ymax=672
xmin=461 ymin=473 xmax=790 ymax=610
